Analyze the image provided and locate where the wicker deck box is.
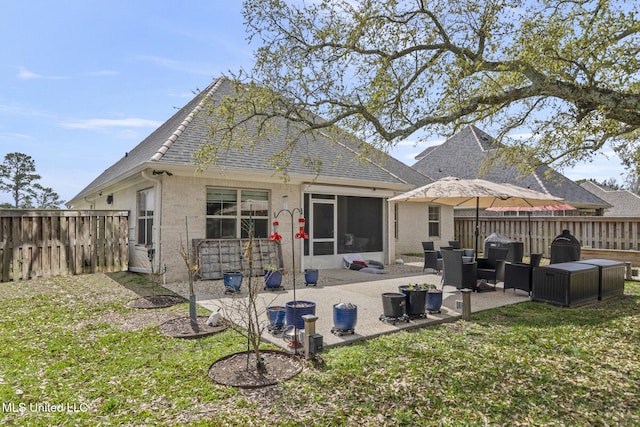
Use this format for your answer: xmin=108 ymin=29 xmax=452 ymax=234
xmin=577 ymin=259 xmax=625 ymax=300
xmin=532 ymin=262 xmax=599 ymax=307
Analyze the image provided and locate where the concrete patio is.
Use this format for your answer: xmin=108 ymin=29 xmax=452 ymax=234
xmin=164 ymin=265 xmax=531 ymax=351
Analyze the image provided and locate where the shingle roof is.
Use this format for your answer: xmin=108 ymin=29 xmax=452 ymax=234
xmin=69 ymin=78 xmax=430 ymax=203
xmin=410 ymin=125 xmax=610 ymax=209
xmin=580 ymin=181 xmax=640 ymax=216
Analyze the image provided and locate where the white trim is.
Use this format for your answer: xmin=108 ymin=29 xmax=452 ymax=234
xmin=303 ymin=184 xmax=395 ymax=198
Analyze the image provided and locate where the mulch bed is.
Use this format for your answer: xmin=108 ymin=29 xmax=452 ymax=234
xmin=159 ymin=316 xmax=228 ymax=338
xmin=208 ymin=350 xmax=304 ymax=388
xmin=126 ymin=295 xmax=186 ymax=309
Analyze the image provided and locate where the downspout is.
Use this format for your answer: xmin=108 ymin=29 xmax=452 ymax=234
xmin=140 ymin=170 xmax=164 ymax=281
xmin=84 ymin=196 xmax=97 ymax=209
xmin=386 ymin=199 xmax=392 ymax=266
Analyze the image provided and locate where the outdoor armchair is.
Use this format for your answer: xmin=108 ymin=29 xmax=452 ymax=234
xmin=448 ymin=241 xmax=475 ymax=259
xmin=441 ymin=248 xmax=477 ymax=290
xmin=503 ymin=253 xmax=542 ymax=295
xmin=476 ymin=247 xmax=508 ymax=286
xmin=448 ymin=240 xmax=461 ymax=249
xmin=422 ymin=241 xmax=443 ymax=274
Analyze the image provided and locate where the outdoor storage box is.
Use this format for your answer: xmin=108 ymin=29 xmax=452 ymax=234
xmin=577 ymin=259 xmax=625 ymax=300
xmin=532 ymin=262 xmax=599 ymax=307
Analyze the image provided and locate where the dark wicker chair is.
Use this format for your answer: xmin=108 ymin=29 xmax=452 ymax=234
xmin=503 ymin=253 xmax=543 ymax=295
xmin=422 ymin=241 xmax=435 ymax=251
xmin=441 ymin=248 xmax=478 ymax=290
xmin=477 ymin=247 xmax=508 ymax=286
xmin=448 ymin=240 xmax=461 ymax=249
xmin=422 ymin=241 xmax=443 ymax=274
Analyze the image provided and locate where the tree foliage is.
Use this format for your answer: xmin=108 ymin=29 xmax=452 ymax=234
xmin=0 ymin=152 xmax=64 ymax=208
xmin=225 ymin=0 xmax=640 ymax=173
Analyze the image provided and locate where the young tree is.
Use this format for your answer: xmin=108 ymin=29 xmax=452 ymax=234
xmin=199 ymin=0 xmax=640 ymax=173
xmin=32 ymin=184 xmax=65 ymax=209
xmin=0 ymin=152 xmax=41 ymax=208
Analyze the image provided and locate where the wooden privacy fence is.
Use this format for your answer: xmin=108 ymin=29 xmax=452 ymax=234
xmin=455 ymin=216 xmax=640 ymax=257
xmin=0 ymin=210 xmax=129 ymax=282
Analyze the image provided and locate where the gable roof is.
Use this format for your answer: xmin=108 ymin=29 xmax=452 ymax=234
xmin=580 ymin=181 xmax=640 ymax=216
xmin=410 ymin=125 xmax=610 ymax=209
xmin=69 ymin=78 xmax=430 ymax=204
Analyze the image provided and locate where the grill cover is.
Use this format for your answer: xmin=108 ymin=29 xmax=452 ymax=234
xmin=483 ymin=233 xmax=523 ymax=263
xmin=550 ymin=230 xmax=581 ymax=264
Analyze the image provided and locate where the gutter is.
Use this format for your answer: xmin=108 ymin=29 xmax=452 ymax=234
xmin=140 ymin=169 xmax=163 ymax=277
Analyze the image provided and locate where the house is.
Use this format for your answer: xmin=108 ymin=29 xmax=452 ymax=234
xmin=411 ymin=126 xmax=611 ymax=215
xmin=580 ymin=181 xmax=640 ymax=216
xmin=67 ymin=78 xmax=442 ymax=282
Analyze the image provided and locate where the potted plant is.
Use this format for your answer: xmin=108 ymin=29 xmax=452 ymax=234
xmin=223 ymin=270 xmax=243 ymax=293
xmin=425 ymin=283 xmax=443 ymax=313
xmin=398 ymin=283 xmax=427 ymax=318
xmin=304 ymin=267 xmax=319 ymax=286
xmin=284 ymin=300 xmax=316 ymax=330
xmin=263 ymin=264 xmax=283 ymax=289
xmin=331 ymin=302 xmax=357 ymax=335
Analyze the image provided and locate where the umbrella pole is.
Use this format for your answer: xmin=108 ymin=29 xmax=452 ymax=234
xmin=475 ymin=197 xmax=479 ymax=260
xmin=528 ymin=212 xmax=532 ymax=256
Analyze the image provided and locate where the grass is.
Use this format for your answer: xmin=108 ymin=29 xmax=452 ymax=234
xmin=0 ymin=273 xmax=638 ymax=426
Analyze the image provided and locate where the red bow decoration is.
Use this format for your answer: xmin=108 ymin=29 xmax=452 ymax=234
xmin=269 ymin=221 xmax=283 ymax=241
xmin=295 ymin=217 xmax=308 ymax=239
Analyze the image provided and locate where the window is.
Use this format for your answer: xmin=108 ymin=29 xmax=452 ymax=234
xmin=394 ymin=203 xmax=399 ymax=239
xmin=137 ymin=188 xmax=154 ymax=245
xmin=428 ymin=206 xmax=440 ymax=237
xmin=206 ymin=188 xmax=269 ymax=238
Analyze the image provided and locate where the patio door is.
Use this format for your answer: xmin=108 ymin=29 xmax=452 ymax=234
xmin=311 ymin=198 xmax=336 ymax=255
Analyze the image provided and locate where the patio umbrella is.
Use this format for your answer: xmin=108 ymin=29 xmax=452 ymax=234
xmin=486 ymin=203 xmax=576 ymax=255
xmin=389 ymin=177 xmax=565 ymax=258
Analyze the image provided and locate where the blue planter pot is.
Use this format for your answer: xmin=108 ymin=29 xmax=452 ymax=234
xmin=223 ymin=271 xmax=243 ymax=292
xmin=264 ymin=270 xmax=283 ymax=288
xmin=304 ymin=269 xmax=319 ymax=285
xmin=333 ymin=303 xmax=357 ymax=331
xmin=285 ymin=300 xmax=316 ymax=330
xmin=426 ymin=290 xmax=443 ymax=313
xmin=266 ymin=305 xmax=286 ymax=329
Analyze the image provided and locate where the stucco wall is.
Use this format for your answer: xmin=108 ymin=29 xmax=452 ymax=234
xmin=393 ymin=202 xmax=455 ymax=257
xmin=71 ymin=171 xmax=440 ymax=282
xmin=158 ymin=175 xmax=300 ymax=282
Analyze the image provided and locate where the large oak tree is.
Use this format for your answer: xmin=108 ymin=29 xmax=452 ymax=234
xmin=199 ymin=0 xmax=640 ymax=175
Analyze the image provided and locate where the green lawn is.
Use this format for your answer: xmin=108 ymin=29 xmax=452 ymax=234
xmin=0 ymin=273 xmax=638 ymax=426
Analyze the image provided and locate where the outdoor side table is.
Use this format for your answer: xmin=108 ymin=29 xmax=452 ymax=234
xmin=576 ymin=259 xmax=625 ymax=300
xmin=532 ymin=262 xmax=599 ymax=307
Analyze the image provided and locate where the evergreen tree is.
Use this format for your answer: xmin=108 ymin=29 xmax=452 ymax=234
xmin=0 ymin=152 xmax=63 ymax=209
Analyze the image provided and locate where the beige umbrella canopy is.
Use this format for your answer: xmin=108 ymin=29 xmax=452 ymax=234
xmin=389 ymin=177 xmax=565 ymax=257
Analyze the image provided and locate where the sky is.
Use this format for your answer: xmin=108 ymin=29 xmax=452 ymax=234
xmin=0 ymin=1 xmax=628 ymax=206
